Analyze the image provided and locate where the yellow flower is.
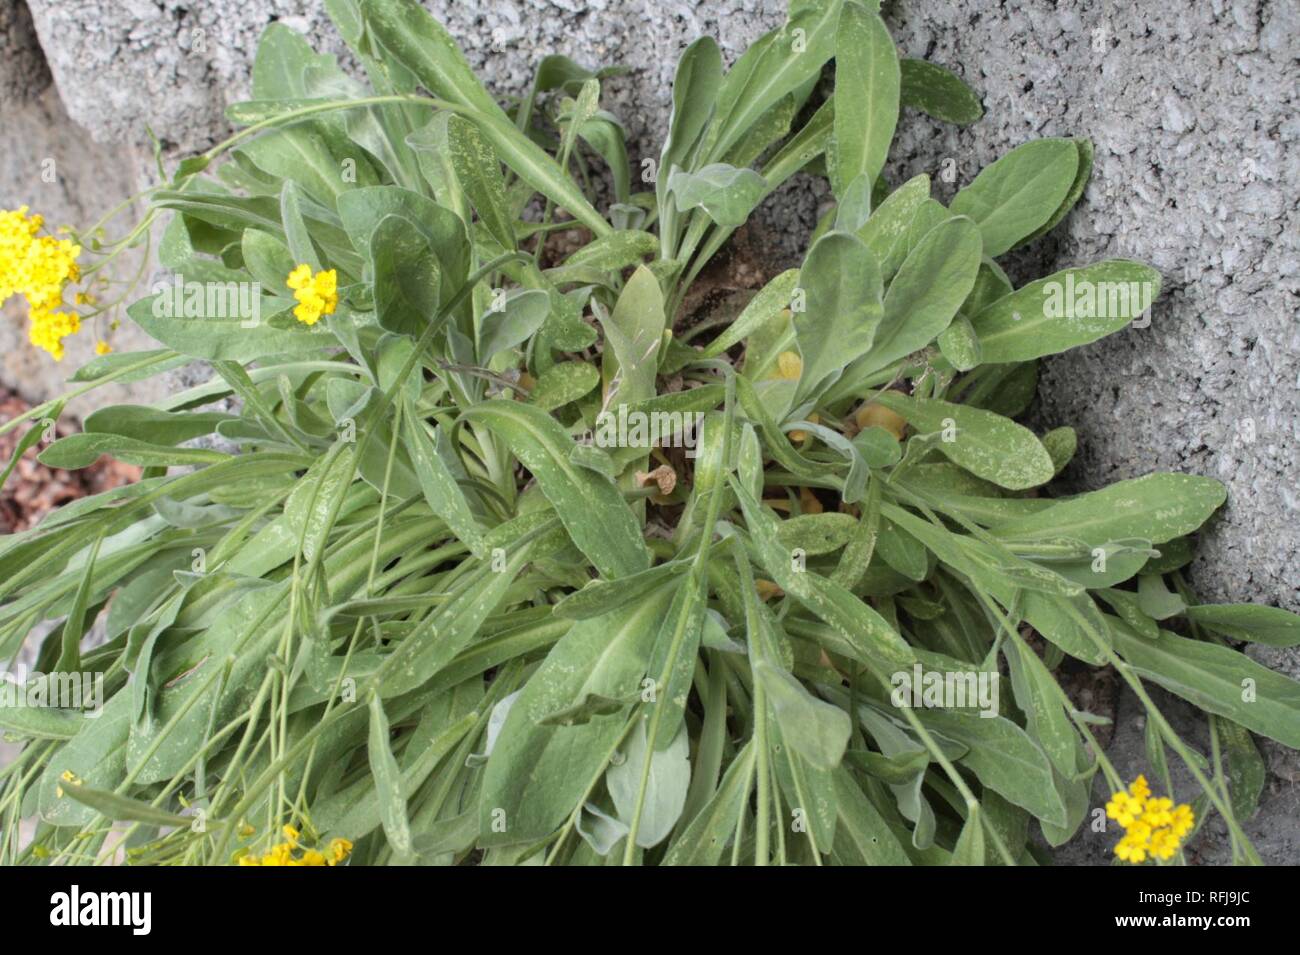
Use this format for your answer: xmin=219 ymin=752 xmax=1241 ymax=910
xmin=327 ymin=837 xmax=353 ymax=865
xmin=1104 ymin=790 xmax=1142 ymax=828
xmin=1 ymin=206 xmax=83 ymax=359
xmin=239 ymin=829 xmax=351 ymax=867
xmin=1129 ymin=774 xmax=1152 ymax=801
xmin=1107 ymin=775 xmax=1195 ymax=864
xmin=95 ymin=340 xmax=112 ymax=356
xmin=286 ymin=264 xmax=338 ymax=326
xmin=1115 ymin=830 xmax=1148 ymax=863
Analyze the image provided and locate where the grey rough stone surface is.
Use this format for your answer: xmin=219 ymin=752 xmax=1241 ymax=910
xmin=0 ymin=1 xmax=50 ymax=106
xmin=1 ymin=0 xmax=1297 ymax=862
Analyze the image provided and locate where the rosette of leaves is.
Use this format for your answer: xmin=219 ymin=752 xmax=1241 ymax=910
xmin=1 ymin=0 xmax=1296 ymax=867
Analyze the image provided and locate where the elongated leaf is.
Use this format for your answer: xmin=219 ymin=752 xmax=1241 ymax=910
xmin=1186 ymin=604 xmax=1300 ymax=648
xmin=368 ymin=694 xmax=415 ymax=862
xmin=874 ymin=393 xmax=1054 ymax=491
xmin=481 ymin=593 xmax=672 ymax=846
xmin=794 ymin=231 xmax=883 ymax=400
xmin=607 ymin=719 xmax=691 ymax=847
xmin=758 ymin=660 xmax=851 ymax=770
xmin=731 ymin=479 xmax=915 ymax=675
xmin=463 ymin=401 xmax=649 ymax=578
xmin=1110 ymin=622 xmax=1300 ymax=748
xmin=918 ymin=709 xmax=1067 ymax=827
xmin=661 ymin=740 xmax=756 ymax=865
xmin=403 ymin=401 xmax=486 ymax=558
xmin=969 ymin=261 xmax=1160 ymax=363
xmin=950 ymin=138 xmax=1079 ymax=256
xmin=829 ymin=3 xmax=899 ymax=197
xmin=39 ymin=433 xmax=230 ymax=470
xmin=361 ymin=0 xmax=609 ymax=236
xmin=446 ymin=113 xmax=515 ymax=250
xmin=857 ymin=216 xmax=982 ymax=376
xmin=598 ymin=266 xmax=667 ymax=408
xmin=992 ymin=473 xmax=1226 ymax=546
xmin=900 ymin=58 xmax=983 ymax=125
xmin=659 ymin=36 xmax=723 ymax=207
xmin=830 ymin=765 xmax=913 ymax=865
xmin=370 ymin=213 xmax=442 ymax=338
xmin=669 ymin=164 xmax=768 ymax=227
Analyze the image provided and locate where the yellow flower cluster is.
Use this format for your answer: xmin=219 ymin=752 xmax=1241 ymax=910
xmin=286 ymin=264 xmax=338 ymax=325
xmin=1106 ymin=775 xmax=1194 ymax=863
xmin=238 ymin=825 xmax=353 ymax=867
xmin=0 ymin=206 xmax=82 ymax=360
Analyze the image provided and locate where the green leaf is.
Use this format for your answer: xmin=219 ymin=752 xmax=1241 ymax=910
xmin=1217 ymin=718 xmax=1266 ymax=822
xmin=337 ymin=186 xmax=469 ymax=289
xmin=857 ymin=215 xmax=982 ymax=377
xmin=558 ymin=230 xmax=658 ymax=273
xmin=597 ymin=266 xmax=667 ymax=409
xmin=528 ymin=361 xmax=599 ymax=411
xmin=899 ymin=58 xmax=983 ymax=125
xmin=360 ymin=0 xmax=609 ymax=236
xmin=659 ymin=36 xmax=722 ymax=204
xmin=478 ymin=289 xmax=549 ymax=363
xmin=644 ymin=572 xmax=707 ymax=749
xmin=553 ymin=560 xmax=692 ymax=620
xmin=873 ymin=393 xmax=1054 ymax=491
xmin=950 ymin=138 xmax=1079 ymax=256
xmin=1110 ymin=622 xmax=1300 ymax=749
xmin=127 ymin=292 xmax=331 ymax=363
xmin=830 ymin=765 xmax=913 ymax=864
xmin=969 ymin=261 xmax=1160 ymax=363
xmin=731 ymin=478 xmax=915 ymax=676
xmin=668 ymin=163 xmax=768 ymax=227
xmin=1186 ymin=604 xmax=1300 ymax=648
xmin=937 ymin=314 xmax=981 ymax=371
xmin=757 ymin=660 xmax=851 ymax=770
xmin=1025 ymin=138 xmax=1094 ymax=243
xmin=38 ymin=433 xmax=230 ymax=470
xmin=402 ymin=400 xmax=487 ymax=558
xmin=829 ymin=3 xmax=899 ymax=197
xmin=700 ymin=270 xmax=799 ymax=361
xmin=917 ymin=709 xmax=1067 ymax=827
xmin=463 ymin=401 xmax=649 ymax=579
xmin=712 ymin=2 xmax=843 ymax=160
xmin=481 ymin=593 xmax=672 ymax=846
xmin=607 ymin=719 xmax=691 ymax=847
xmin=446 ymin=113 xmax=516 ymax=251
xmin=950 ymin=805 xmax=985 ymax=864
xmin=661 ymin=740 xmax=756 ymax=865
xmin=992 ymin=473 xmax=1226 ymax=546
xmin=370 ymin=213 xmax=442 ymax=338
xmin=794 ymin=230 xmax=884 ymax=400
xmin=1003 ymin=633 xmax=1080 ymax=775
xmin=58 ymin=780 xmax=193 ymax=829
xmin=240 ymin=228 xmax=297 ymax=293
xmin=857 ymin=173 xmax=931 ymax=279
xmin=368 ymin=693 xmax=415 ymax=863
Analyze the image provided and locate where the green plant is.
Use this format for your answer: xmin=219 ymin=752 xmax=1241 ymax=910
xmin=1 ymin=0 xmax=1297 ymax=867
